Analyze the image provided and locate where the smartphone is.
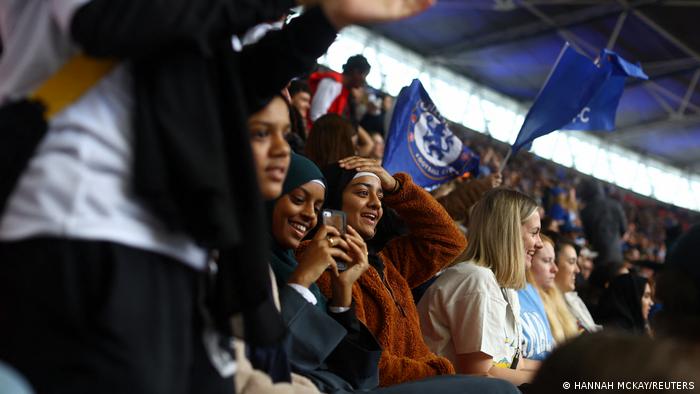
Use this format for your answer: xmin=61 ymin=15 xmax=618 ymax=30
xmin=322 ymin=209 xmax=348 ymax=271
xmin=322 ymin=209 xmax=347 ymax=235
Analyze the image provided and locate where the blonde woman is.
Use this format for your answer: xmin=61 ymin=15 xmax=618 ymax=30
xmin=527 ymin=234 xmax=579 ymax=345
xmin=417 ymin=188 xmax=543 ymax=387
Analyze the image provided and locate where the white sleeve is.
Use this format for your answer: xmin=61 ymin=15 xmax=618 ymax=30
xmin=310 ymin=78 xmax=342 ymax=121
xmin=288 ymin=283 xmax=318 ymax=305
xmin=51 ymin=0 xmax=93 ymax=35
xmin=328 ymin=305 xmax=351 ymax=313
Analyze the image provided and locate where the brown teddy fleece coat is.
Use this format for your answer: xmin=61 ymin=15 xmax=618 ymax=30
xmin=307 ymin=173 xmax=467 ymax=387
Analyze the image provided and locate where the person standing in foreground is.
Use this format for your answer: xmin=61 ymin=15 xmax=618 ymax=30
xmin=0 ymin=1 xmax=436 ymax=393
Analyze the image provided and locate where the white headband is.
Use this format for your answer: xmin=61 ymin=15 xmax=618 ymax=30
xmin=352 ymin=172 xmax=381 ymax=182
xmin=310 ymin=179 xmax=326 ymax=189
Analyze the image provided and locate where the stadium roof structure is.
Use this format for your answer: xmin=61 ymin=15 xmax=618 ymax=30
xmin=369 ymin=0 xmax=700 ymax=175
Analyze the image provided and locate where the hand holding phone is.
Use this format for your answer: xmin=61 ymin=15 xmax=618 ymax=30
xmin=322 ymin=209 xmax=348 ymax=271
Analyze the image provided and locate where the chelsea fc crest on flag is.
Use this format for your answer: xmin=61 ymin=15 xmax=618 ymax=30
xmin=383 ymin=79 xmax=479 ymax=190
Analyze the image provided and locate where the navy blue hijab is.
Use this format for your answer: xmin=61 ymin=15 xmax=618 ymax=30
xmin=268 ymin=153 xmax=327 ymax=309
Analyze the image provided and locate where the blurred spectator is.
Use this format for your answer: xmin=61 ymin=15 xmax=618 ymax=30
xmin=436 ymin=173 xmax=502 ymax=226
xmin=0 ymin=362 xmax=33 ymax=394
xmin=286 ymin=80 xmax=312 ymax=153
xmin=360 ymin=91 xmax=388 ymax=136
xmin=309 ymin=54 xmax=370 ymax=125
xmin=577 ymin=178 xmax=627 ymax=267
xmin=546 ymin=187 xmax=571 ymax=230
xmin=577 ymin=247 xmax=596 ymax=281
xmin=653 ymin=224 xmax=700 ymax=342
xmin=289 ymin=80 xmax=312 ymax=120
xmin=541 ymin=216 xmax=559 ymax=233
xmin=369 ymin=132 xmax=385 ymax=160
xmin=595 ymin=273 xmax=653 ymax=335
xmin=304 ymin=114 xmax=357 ymax=167
xmin=531 ymin=332 xmax=700 ymax=393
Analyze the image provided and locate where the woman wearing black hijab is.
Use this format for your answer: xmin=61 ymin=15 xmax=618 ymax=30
xmin=271 ymin=154 xmax=518 ymax=394
xmin=269 ymin=153 xmax=383 ymax=392
xmin=595 ymin=273 xmax=653 ymax=334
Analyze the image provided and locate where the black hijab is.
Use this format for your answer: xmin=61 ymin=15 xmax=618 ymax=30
xmin=595 ymin=273 xmax=648 ymax=333
xmin=268 ymin=153 xmax=327 ymax=309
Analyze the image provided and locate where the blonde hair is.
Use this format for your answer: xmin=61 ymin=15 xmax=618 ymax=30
xmin=462 ymin=188 xmax=538 ymax=289
xmin=528 ymin=234 xmax=580 ymax=343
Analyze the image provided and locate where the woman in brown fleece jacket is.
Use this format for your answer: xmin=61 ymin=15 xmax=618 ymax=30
xmin=305 ymin=157 xmax=467 ymax=387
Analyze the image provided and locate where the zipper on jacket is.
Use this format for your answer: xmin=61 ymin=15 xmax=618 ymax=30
xmin=378 ymin=271 xmax=407 ymax=318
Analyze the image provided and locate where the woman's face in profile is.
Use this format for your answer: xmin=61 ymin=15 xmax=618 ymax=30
xmin=521 ymin=211 xmax=543 ymax=270
xmin=555 ymin=244 xmax=580 ymax=293
xmin=531 ymin=242 xmax=557 ymax=289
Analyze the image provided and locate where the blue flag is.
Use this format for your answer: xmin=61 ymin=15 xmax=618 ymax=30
xmin=511 ymin=44 xmax=648 ymax=154
xmin=564 ymin=49 xmax=648 ymax=131
xmin=383 ymin=79 xmax=479 ymax=190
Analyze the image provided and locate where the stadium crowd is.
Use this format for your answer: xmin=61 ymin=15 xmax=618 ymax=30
xmin=1 ymin=1 xmax=699 ymax=394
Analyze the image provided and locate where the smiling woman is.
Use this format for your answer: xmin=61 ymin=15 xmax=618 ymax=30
xmin=417 ymin=188 xmax=543 ymax=387
xmin=311 ymin=157 xmax=469 ymax=386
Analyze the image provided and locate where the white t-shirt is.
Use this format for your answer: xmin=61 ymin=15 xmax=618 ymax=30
xmin=0 ymin=0 xmax=206 ymax=269
xmin=565 ymin=291 xmax=603 ymax=333
xmin=417 ymin=262 xmax=521 ymax=369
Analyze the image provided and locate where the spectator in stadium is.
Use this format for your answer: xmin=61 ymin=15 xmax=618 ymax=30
xmin=546 ymin=187 xmax=571 ymax=230
xmin=531 ymin=331 xmax=700 ymax=393
xmin=547 ymin=233 xmax=603 ymax=333
xmin=269 ymin=153 xmax=517 ymax=394
xmin=595 ymin=273 xmax=652 ymax=335
xmin=289 ymin=80 xmax=312 ymax=120
xmin=653 ymin=224 xmax=700 ymax=342
xmin=237 ymin=94 xmax=324 ymax=393
xmin=304 ymin=114 xmax=358 ymax=167
xmin=530 ymin=234 xmax=579 ymax=343
xmin=369 ymin=132 xmax=385 ymax=160
xmin=269 ymin=153 xmax=381 ymax=392
xmin=286 ymin=80 xmax=312 ymax=154
xmin=309 ymin=54 xmax=370 ymax=124
xmin=577 ymin=246 xmax=596 ymax=281
xmin=312 ymin=157 xmax=466 ymax=386
xmin=436 ymin=173 xmax=503 ymax=226
xmin=0 ymin=1 xmax=437 ymax=393
xmin=553 ymin=235 xmax=581 ymax=297
xmin=577 ymin=178 xmax=627 ymax=267
xmin=360 ymin=91 xmax=388 ymax=137
xmin=518 ymin=238 xmax=556 ymax=361
xmin=541 ymin=216 xmax=560 ymax=233
xmin=417 ymin=188 xmax=543 ymax=387
xmin=288 ymin=101 xmax=308 ymax=154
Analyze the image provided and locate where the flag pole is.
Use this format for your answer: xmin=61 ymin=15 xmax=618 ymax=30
xmin=498 ymin=148 xmax=512 ymax=174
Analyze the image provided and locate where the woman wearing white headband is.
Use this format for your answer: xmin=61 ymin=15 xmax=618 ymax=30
xmin=304 ymin=156 xmax=503 ymax=388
